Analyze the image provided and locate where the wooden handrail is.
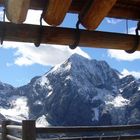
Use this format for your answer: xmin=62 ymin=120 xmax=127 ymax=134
xmin=36 ymin=124 xmax=140 ymax=134
xmin=6 ymin=135 xmax=22 ymax=140
xmin=1 ymin=120 xmax=140 ymax=140
xmin=43 ymin=135 xmax=140 ymax=140
xmin=6 ymin=125 xmax=22 ymax=131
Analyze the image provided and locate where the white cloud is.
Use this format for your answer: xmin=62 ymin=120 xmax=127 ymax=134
xmin=122 ymin=69 xmax=140 ymax=79
xmin=106 ymin=18 xmax=122 ymax=24
xmin=25 ymin=10 xmax=47 ymax=25
xmin=128 ymin=27 xmax=136 ymax=34
xmin=108 ymin=49 xmax=140 ymax=61
xmin=3 ymin=42 xmax=90 ymax=66
xmin=108 ymin=24 xmax=140 ymax=61
xmin=128 ymin=27 xmax=140 ymax=35
xmin=0 ymin=10 xmax=90 ymax=66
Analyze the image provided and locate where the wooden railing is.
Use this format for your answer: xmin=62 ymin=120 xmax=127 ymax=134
xmin=0 ymin=120 xmax=140 ymax=140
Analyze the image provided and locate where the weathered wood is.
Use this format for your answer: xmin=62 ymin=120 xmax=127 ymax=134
xmin=6 ymin=125 xmax=22 ymax=131
xmin=0 ymin=22 xmax=140 ymax=51
xmin=36 ymin=124 xmax=140 ymax=134
xmin=69 ymin=0 xmax=140 ymax=20
xmin=22 ymin=120 xmax=36 ymax=140
xmin=0 ymin=0 xmax=139 ymax=20
xmin=32 ymin=135 xmax=140 ymax=140
xmin=81 ymin=0 xmax=117 ymax=30
xmin=2 ymin=121 xmax=10 ymax=140
xmin=6 ymin=135 xmax=22 ymax=140
xmin=6 ymin=125 xmax=22 ymax=136
xmin=43 ymin=0 xmax=71 ymax=26
xmin=108 ymin=5 xmax=140 ymax=20
xmin=4 ymin=0 xmax=30 ymax=23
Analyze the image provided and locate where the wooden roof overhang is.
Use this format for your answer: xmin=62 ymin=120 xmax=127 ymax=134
xmin=0 ymin=0 xmax=140 ymax=52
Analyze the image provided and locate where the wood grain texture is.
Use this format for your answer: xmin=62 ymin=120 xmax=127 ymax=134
xmin=0 ymin=0 xmax=140 ymax=21
xmin=43 ymin=0 xmax=72 ymax=26
xmin=4 ymin=0 xmax=30 ymax=23
xmin=22 ymin=120 xmax=36 ymax=140
xmin=0 ymin=22 xmax=139 ymax=51
xmin=81 ymin=0 xmax=118 ymax=30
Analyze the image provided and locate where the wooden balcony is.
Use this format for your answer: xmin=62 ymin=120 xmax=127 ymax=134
xmin=0 ymin=120 xmax=140 ymax=140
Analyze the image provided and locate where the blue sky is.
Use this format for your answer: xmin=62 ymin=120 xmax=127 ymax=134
xmin=0 ymin=9 xmax=140 ymax=87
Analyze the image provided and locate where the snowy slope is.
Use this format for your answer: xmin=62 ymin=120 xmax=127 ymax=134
xmin=0 ymin=54 xmax=140 ymax=126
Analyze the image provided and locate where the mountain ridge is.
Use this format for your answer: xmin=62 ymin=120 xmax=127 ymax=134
xmin=0 ymin=54 xmax=140 ymax=126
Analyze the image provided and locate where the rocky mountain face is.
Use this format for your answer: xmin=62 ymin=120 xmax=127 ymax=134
xmin=0 ymin=54 xmax=140 ymax=126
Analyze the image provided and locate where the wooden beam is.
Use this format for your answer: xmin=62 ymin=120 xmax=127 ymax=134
xmin=108 ymin=2 xmax=140 ymax=20
xmin=0 ymin=22 xmax=140 ymax=52
xmin=0 ymin=0 xmax=140 ymax=21
xmin=4 ymin=0 xmax=30 ymax=23
xmin=81 ymin=0 xmax=117 ymax=30
xmin=43 ymin=0 xmax=72 ymax=26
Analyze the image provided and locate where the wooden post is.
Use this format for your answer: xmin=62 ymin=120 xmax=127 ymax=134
xmin=81 ymin=0 xmax=118 ymax=30
xmin=2 ymin=120 xmax=10 ymax=140
xmin=4 ymin=0 xmax=30 ymax=24
xmin=22 ymin=120 xmax=36 ymax=140
xmin=43 ymin=0 xmax=72 ymax=26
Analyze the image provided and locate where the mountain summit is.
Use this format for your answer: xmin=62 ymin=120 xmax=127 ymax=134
xmin=0 ymin=54 xmax=140 ymax=126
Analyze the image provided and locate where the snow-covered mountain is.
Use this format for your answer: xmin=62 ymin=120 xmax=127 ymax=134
xmin=0 ymin=54 xmax=140 ymax=126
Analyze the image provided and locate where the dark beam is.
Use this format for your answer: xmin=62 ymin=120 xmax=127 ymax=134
xmin=0 ymin=22 xmax=139 ymax=52
xmin=36 ymin=124 xmax=140 ymax=133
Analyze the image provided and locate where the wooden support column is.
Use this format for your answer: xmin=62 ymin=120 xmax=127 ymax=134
xmin=5 ymin=0 xmax=31 ymax=24
xmin=22 ymin=120 xmax=36 ymax=140
xmin=0 ymin=22 xmax=140 ymax=51
xmin=81 ymin=0 xmax=118 ymax=30
xmin=43 ymin=0 xmax=72 ymax=26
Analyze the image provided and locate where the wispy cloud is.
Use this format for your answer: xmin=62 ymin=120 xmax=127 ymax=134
xmin=6 ymin=62 xmax=13 ymax=67
xmin=122 ymin=69 xmax=140 ymax=79
xmin=1 ymin=10 xmax=90 ymax=66
xmin=108 ymin=24 xmax=140 ymax=61
xmin=106 ymin=18 xmax=122 ymax=24
xmin=128 ymin=26 xmax=140 ymax=35
xmin=108 ymin=49 xmax=140 ymax=61
xmin=3 ymin=42 xmax=90 ymax=66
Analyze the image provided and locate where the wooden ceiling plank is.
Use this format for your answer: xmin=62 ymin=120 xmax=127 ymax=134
xmin=4 ymin=0 xmax=30 ymax=24
xmin=43 ymin=0 xmax=72 ymax=26
xmin=0 ymin=22 xmax=139 ymax=51
xmin=0 ymin=0 xmax=140 ymax=21
xmin=80 ymin=0 xmax=118 ymax=30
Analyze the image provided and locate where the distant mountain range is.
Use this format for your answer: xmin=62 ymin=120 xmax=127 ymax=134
xmin=0 ymin=54 xmax=140 ymax=126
